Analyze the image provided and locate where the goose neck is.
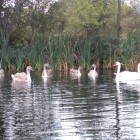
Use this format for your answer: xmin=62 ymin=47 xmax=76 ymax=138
xmin=93 ymin=66 xmax=96 ymax=71
xmin=116 ymin=63 xmax=121 ymax=75
xmin=138 ymin=64 xmax=140 ymax=74
xmin=77 ymin=67 xmax=81 ymax=75
xmin=26 ymin=69 xmax=31 ymax=81
xmin=44 ymin=67 xmax=48 ymax=77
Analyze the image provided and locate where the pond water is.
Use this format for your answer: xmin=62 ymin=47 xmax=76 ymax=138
xmin=0 ymin=70 xmax=140 ymax=140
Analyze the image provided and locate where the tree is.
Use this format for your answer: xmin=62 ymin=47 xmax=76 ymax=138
xmin=117 ymin=0 xmax=121 ymax=42
xmin=0 ymin=0 xmax=4 ymax=26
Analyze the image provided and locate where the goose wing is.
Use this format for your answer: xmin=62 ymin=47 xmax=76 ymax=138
xmin=13 ymin=72 xmax=27 ymax=81
xmin=70 ymin=69 xmax=78 ymax=74
xmin=0 ymin=69 xmax=4 ymax=75
xmin=88 ymin=70 xmax=98 ymax=76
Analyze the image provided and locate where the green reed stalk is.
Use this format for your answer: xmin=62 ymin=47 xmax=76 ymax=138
xmin=47 ymin=35 xmax=58 ymax=69
xmin=2 ymin=48 xmax=11 ymax=70
xmin=80 ymin=39 xmax=92 ymax=69
xmin=10 ymin=49 xmax=25 ymax=71
xmin=28 ymin=35 xmax=46 ymax=70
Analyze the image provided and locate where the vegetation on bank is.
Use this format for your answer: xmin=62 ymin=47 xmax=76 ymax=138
xmin=0 ymin=0 xmax=140 ymax=71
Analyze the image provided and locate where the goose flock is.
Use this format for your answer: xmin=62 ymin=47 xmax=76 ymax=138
xmin=0 ymin=62 xmax=140 ymax=83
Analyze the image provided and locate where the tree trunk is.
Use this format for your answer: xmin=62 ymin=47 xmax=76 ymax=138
xmin=117 ymin=0 xmax=121 ymax=42
xmin=0 ymin=0 xmax=4 ymax=26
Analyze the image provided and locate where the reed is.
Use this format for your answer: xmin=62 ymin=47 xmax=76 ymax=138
xmin=114 ymin=30 xmax=140 ymax=70
xmin=11 ymin=49 xmax=25 ymax=71
xmin=76 ymin=36 xmax=92 ymax=69
xmin=2 ymin=48 xmax=12 ymax=70
xmin=47 ymin=34 xmax=75 ymax=70
xmin=27 ymin=35 xmax=46 ymax=71
xmin=47 ymin=35 xmax=58 ymax=69
xmin=0 ymin=30 xmax=139 ymax=71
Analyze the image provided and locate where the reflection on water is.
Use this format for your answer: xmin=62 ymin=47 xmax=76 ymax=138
xmin=0 ymin=71 xmax=140 ymax=139
xmin=116 ymin=79 xmax=140 ymax=93
xmin=11 ymin=81 xmax=31 ymax=92
xmin=115 ymin=79 xmax=140 ymax=139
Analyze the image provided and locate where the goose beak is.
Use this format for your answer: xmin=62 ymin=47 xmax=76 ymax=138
xmin=31 ymin=67 xmax=34 ymax=71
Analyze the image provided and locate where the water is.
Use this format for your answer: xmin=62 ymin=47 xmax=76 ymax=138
xmin=0 ymin=70 xmax=140 ymax=140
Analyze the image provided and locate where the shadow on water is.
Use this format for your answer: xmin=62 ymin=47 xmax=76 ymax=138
xmin=0 ymin=70 xmax=140 ymax=139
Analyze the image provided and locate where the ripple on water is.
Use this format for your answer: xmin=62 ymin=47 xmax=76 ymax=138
xmin=0 ymin=72 xmax=140 ymax=139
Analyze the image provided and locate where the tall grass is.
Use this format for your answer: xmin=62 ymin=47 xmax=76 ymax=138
xmin=27 ymin=35 xmax=46 ymax=71
xmin=114 ymin=30 xmax=140 ymax=70
xmin=0 ymin=30 xmax=139 ymax=71
xmin=12 ymin=49 xmax=25 ymax=71
xmin=74 ymin=36 xmax=92 ymax=69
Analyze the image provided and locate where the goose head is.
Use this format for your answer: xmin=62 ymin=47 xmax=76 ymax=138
xmin=114 ymin=62 xmax=120 ymax=66
xmin=92 ymin=64 xmax=96 ymax=67
xmin=78 ymin=66 xmax=81 ymax=70
xmin=114 ymin=61 xmax=125 ymax=66
xmin=26 ymin=66 xmax=34 ymax=71
xmin=44 ymin=63 xmax=50 ymax=69
xmin=91 ymin=64 xmax=96 ymax=69
xmin=42 ymin=63 xmax=51 ymax=78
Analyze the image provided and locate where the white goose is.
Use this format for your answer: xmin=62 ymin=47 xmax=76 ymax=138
xmin=11 ymin=66 xmax=33 ymax=82
xmin=42 ymin=63 xmax=50 ymax=78
xmin=88 ymin=64 xmax=98 ymax=77
xmin=114 ymin=62 xmax=140 ymax=81
xmin=70 ymin=66 xmax=81 ymax=77
xmin=0 ymin=64 xmax=4 ymax=78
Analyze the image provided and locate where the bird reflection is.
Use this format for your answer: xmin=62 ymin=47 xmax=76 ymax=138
xmin=11 ymin=81 xmax=31 ymax=92
xmin=42 ymin=77 xmax=52 ymax=92
xmin=115 ymin=79 xmax=140 ymax=93
xmin=42 ymin=77 xmax=48 ymax=84
xmin=0 ymin=76 xmax=4 ymax=84
xmin=88 ymin=75 xmax=97 ymax=84
xmin=3 ymin=81 xmax=33 ymax=139
xmin=70 ymin=73 xmax=81 ymax=81
xmin=124 ymin=81 xmax=140 ymax=93
xmin=70 ymin=74 xmax=81 ymax=87
xmin=115 ymin=79 xmax=123 ymax=105
xmin=0 ymin=75 xmax=4 ymax=81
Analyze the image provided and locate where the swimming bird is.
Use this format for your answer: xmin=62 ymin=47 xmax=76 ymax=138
xmin=11 ymin=66 xmax=33 ymax=82
xmin=114 ymin=62 xmax=140 ymax=81
xmin=88 ymin=64 xmax=98 ymax=77
xmin=42 ymin=63 xmax=51 ymax=78
xmin=70 ymin=66 xmax=81 ymax=77
xmin=0 ymin=64 xmax=4 ymax=78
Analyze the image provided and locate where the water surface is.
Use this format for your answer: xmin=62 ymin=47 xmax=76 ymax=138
xmin=0 ymin=70 xmax=140 ymax=140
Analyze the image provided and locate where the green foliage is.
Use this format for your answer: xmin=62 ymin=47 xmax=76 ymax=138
xmin=0 ymin=0 xmax=140 ymax=70
xmin=114 ymin=30 xmax=140 ymax=67
xmin=27 ymin=35 xmax=46 ymax=70
xmin=59 ymin=0 xmax=105 ymax=34
xmin=11 ymin=49 xmax=25 ymax=71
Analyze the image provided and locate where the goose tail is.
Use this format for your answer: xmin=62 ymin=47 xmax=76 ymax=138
xmin=11 ymin=74 xmax=14 ymax=80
